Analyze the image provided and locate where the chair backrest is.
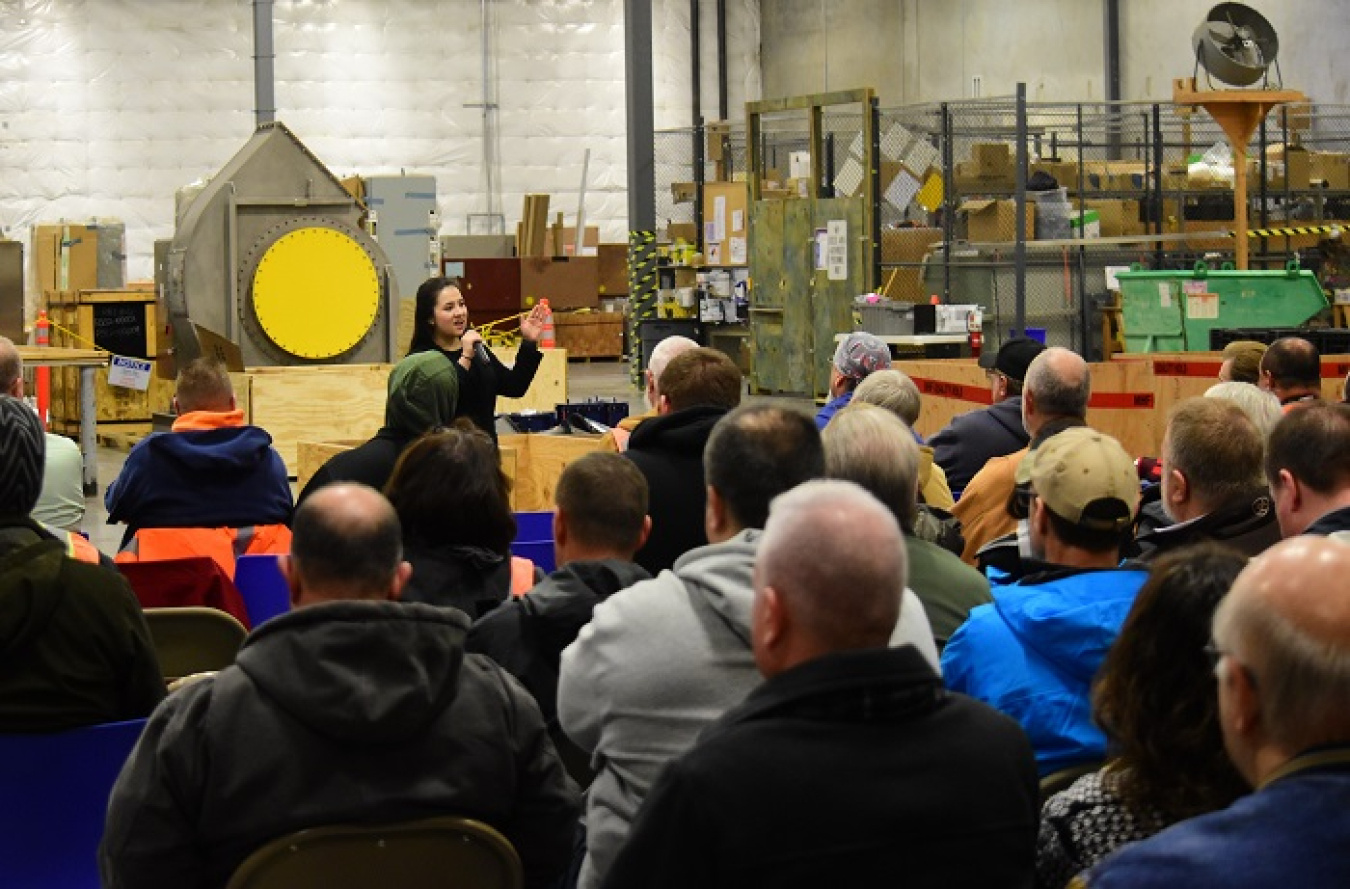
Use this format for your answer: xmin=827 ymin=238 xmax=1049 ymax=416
xmin=0 ymin=718 xmax=147 ymax=889
xmin=234 ymin=554 xmax=292 ymax=628
xmin=118 ymin=555 xmax=252 ymax=629
xmin=226 ymin=816 xmax=523 ymax=889
xmin=511 ymin=511 xmax=556 ymax=574
xmin=143 ymin=607 xmax=248 ymax=682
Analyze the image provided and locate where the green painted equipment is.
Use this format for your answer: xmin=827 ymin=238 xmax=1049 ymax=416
xmin=1115 ymin=260 xmax=1327 ymax=353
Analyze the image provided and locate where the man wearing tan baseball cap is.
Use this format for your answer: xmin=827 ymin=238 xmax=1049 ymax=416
xmin=942 ymin=427 xmax=1149 ymax=776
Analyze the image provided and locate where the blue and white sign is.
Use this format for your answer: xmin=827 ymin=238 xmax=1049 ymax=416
xmin=107 ymin=355 xmax=153 ymax=391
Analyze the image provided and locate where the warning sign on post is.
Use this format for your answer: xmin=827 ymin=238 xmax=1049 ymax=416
xmin=107 ymin=355 xmax=153 ymax=391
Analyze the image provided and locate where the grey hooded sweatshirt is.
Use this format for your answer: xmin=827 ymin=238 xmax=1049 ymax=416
xmin=558 ymin=529 xmax=938 ymax=889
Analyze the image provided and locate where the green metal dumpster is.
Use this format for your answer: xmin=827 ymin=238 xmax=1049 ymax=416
xmin=1115 ymin=261 xmax=1328 ymax=353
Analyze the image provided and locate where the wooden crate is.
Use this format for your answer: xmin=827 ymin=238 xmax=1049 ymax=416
xmin=555 ymin=312 xmax=624 ymax=359
xmin=43 ymin=286 xmax=174 ymax=429
xmin=897 ymin=358 xmax=1161 ymax=458
xmin=296 ymin=431 xmax=603 ymax=511
xmin=236 ymin=348 xmax=568 ymax=477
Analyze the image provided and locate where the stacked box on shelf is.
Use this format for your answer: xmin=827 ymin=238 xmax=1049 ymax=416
xmin=555 ymin=312 xmax=624 ymax=358
xmin=42 ymin=286 xmax=173 ymax=435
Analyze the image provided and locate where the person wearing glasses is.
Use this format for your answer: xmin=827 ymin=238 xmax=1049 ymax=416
xmin=1077 ymin=536 xmax=1350 ymax=889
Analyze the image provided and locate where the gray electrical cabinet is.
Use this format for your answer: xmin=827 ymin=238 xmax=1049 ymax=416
xmin=364 ymin=175 xmax=440 ymax=323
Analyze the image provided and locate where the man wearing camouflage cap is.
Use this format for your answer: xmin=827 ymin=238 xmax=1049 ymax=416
xmin=815 ymin=331 xmax=892 ymax=430
xmin=941 ymin=427 xmax=1148 ymax=775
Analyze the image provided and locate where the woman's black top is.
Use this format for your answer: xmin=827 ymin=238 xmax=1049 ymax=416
xmin=416 ymin=341 xmax=544 ymax=443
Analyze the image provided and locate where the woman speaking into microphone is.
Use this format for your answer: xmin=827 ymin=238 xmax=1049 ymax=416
xmin=407 ymin=275 xmax=549 ymax=443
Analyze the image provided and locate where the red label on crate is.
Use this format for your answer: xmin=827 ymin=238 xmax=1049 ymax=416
xmin=1152 ymin=360 xmax=1223 ymax=377
xmin=1090 ymin=392 xmax=1156 ymax=409
xmin=1323 ymin=361 xmax=1350 ymax=378
xmin=911 ymin=378 xmax=993 ymax=405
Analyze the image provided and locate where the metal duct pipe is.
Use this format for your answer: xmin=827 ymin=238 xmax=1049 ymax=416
xmin=253 ymin=0 xmax=276 ymax=126
xmin=716 ymin=0 xmax=728 ymax=119
xmin=691 ymin=0 xmax=701 ymax=128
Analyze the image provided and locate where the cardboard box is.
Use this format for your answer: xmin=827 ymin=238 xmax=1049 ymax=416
xmin=1313 ymin=152 xmax=1350 ymax=190
xmin=441 ymin=234 xmax=515 ymax=259
xmin=554 ymin=226 xmax=599 ymax=257
xmin=954 ymin=161 xmax=1015 ymax=194
xmin=702 ymin=181 xmax=749 ymax=267
xmin=706 ymin=121 xmax=730 ymax=162
xmin=880 ymin=227 xmax=945 ymax=302
xmin=667 ymin=222 xmax=698 ymax=244
xmin=671 ymin=182 xmax=697 ymax=204
xmin=520 ymin=256 xmax=599 ymax=310
xmin=32 ymin=223 xmax=125 ymax=295
xmin=961 ymin=200 xmax=1035 ymax=243
xmin=1084 ymin=199 xmax=1142 ymax=237
xmin=972 ymin=142 xmax=1011 ymax=175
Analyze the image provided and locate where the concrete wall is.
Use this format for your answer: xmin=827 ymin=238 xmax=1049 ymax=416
xmin=762 ymin=0 xmax=1347 ymax=106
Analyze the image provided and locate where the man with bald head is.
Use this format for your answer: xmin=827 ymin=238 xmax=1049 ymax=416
xmin=602 ymin=481 xmax=1038 ymax=889
xmin=101 ymin=483 xmax=579 ymax=889
xmin=1259 ymin=335 xmax=1322 ymax=410
xmin=953 ymin=346 xmax=1091 ymax=568
xmin=601 ymin=335 xmax=699 ymax=452
xmin=1080 ymin=537 xmax=1350 ymax=889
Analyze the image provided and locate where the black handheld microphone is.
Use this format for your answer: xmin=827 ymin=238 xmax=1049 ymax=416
xmin=474 ymin=341 xmax=492 ymax=365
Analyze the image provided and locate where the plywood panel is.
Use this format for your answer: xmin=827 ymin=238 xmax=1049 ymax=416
xmin=295 ymin=439 xmax=365 ymax=492
xmin=496 ymin=347 xmax=568 ymax=414
xmin=234 ymin=365 xmax=390 ymax=476
xmin=499 ymin=433 xmax=606 ymax=512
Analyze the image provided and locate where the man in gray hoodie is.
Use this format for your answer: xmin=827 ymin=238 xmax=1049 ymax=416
xmin=559 ymin=404 xmax=937 ymax=889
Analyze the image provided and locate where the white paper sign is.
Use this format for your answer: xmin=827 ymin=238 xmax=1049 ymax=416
xmin=1187 ymin=293 xmax=1219 ymax=319
xmin=731 ymin=209 xmax=744 ymax=233
xmin=1158 ymin=282 xmax=1172 ymax=308
xmin=1104 ymin=265 xmax=1131 ymax=292
xmin=849 ymin=132 xmax=864 ymax=160
xmin=729 ymin=237 xmax=747 ymax=265
xmin=833 ymin=157 xmax=865 ymax=198
xmin=814 ymin=228 xmax=828 ymax=270
xmin=827 ymin=219 xmax=849 ymax=281
xmin=713 ymin=195 xmax=727 ymax=242
xmin=881 ymin=123 xmax=914 ymax=162
xmin=107 ymin=355 xmax=153 ymax=391
xmin=884 ymin=169 xmax=922 ymax=211
xmin=903 ymin=139 xmax=940 ymax=177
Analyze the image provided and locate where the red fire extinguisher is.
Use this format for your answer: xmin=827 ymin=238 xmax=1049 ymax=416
xmin=967 ymin=310 xmax=982 ymax=360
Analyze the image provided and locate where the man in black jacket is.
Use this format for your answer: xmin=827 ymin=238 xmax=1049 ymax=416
xmin=1265 ymin=401 xmax=1350 ymax=537
xmin=469 ymin=452 xmax=652 ymax=783
xmin=1131 ymin=397 xmax=1280 ymax=561
xmin=931 ymin=336 xmax=1045 ymax=491
xmin=625 ymin=347 xmax=742 ymax=573
xmin=100 ymin=483 xmax=579 ymax=889
xmin=602 ymin=480 xmax=1039 ymax=889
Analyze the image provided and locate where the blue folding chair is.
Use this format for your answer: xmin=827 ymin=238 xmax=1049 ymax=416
xmin=234 ymin=554 xmax=292 ymax=628
xmin=0 ymin=718 xmax=148 ymax=889
xmin=511 ymin=511 xmax=556 ymax=575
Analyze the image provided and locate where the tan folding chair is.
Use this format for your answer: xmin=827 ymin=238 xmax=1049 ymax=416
xmin=226 ymin=816 xmax=522 ymax=889
xmin=142 ymin=606 xmax=248 ymax=683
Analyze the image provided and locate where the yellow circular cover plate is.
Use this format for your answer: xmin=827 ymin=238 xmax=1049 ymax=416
xmin=252 ymin=227 xmax=379 ymax=359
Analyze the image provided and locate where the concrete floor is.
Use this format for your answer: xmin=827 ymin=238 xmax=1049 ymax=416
xmin=80 ymin=360 xmax=815 ymax=555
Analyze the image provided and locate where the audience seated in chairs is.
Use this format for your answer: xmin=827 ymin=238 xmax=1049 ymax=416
xmin=625 ymin=347 xmax=743 ymax=574
xmin=1263 ymin=401 xmax=1350 ymax=537
xmin=1037 ymin=544 xmax=1249 ymax=888
xmin=602 ymin=481 xmax=1039 ymax=889
xmin=1259 ymin=336 xmax=1322 ymax=410
xmin=296 ymin=349 xmax=459 ymax=506
xmin=1078 ymin=537 xmax=1350 ymax=888
xmin=942 ymin=428 xmax=1148 ymax=776
xmin=560 ymin=405 xmax=938 ymax=889
xmin=821 ymin=403 xmax=990 ymax=650
xmin=100 ymin=483 xmax=579 ymax=889
xmin=0 ymin=396 xmax=164 ymax=734
xmin=956 ymin=346 xmax=1090 ymax=571
xmin=468 ymin=452 xmax=652 ymax=785
xmin=1128 ymin=398 xmax=1280 ymax=563
xmin=105 ymin=357 xmax=292 ymax=560
xmin=385 ymin=422 xmax=538 ymax=618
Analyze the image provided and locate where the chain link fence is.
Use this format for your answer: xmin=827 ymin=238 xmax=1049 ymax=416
xmin=650 ymin=99 xmax=1350 ymax=362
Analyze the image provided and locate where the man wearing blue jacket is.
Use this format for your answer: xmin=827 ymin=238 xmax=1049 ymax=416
xmin=105 ymin=358 xmax=291 ymax=543
xmin=942 ymin=427 xmax=1146 ymax=776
